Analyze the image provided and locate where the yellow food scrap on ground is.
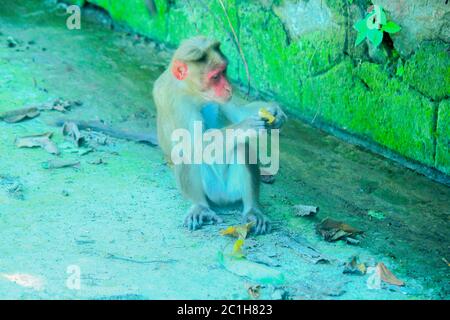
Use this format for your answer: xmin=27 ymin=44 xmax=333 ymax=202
xmin=259 ymin=108 xmax=275 ymax=124
xmin=220 ymin=222 xmax=254 ymax=258
xmin=232 ymin=238 xmax=245 ymax=258
xmin=220 ymin=222 xmax=254 ymax=239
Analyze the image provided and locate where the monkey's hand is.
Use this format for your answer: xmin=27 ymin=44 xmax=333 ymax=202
xmin=236 ymin=115 xmax=267 ymax=131
xmin=264 ymin=103 xmax=287 ymax=129
xmin=184 ymin=205 xmax=223 ymax=231
xmin=243 ymin=209 xmax=271 ymax=235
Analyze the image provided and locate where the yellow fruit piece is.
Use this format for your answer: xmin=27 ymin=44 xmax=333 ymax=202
xmin=259 ymin=108 xmax=275 ymax=125
xmin=220 ymin=222 xmax=254 ymax=239
xmin=232 ymin=238 xmax=245 ymax=257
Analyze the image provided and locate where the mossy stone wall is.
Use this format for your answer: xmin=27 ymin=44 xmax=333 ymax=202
xmin=68 ymin=0 xmax=449 ymax=176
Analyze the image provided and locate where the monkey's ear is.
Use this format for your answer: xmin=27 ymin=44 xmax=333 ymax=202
xmin=172 ymin=60 xmax=188 ymax=80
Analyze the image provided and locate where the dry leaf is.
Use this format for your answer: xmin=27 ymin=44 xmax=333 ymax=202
xmin=247 ymin=284 xmax=261 ymax=299
xmin=345 ymin=237 xmax=360 ymax=245
xmin=316 ymin=218 xmax=363 ymax=242
xmin=1 ymin=273 xmax=44 ymax=290
xmin=343 ymin=256 xmax=366 ymax=275
xmin=294 ymin=204 xmax=319 ymax=217
xmin=41 ymin=159 xmax=80 ymax=169
xmin=220 ymin=222 xmax=254 ymax=239
xmin=54 ymin=119 xmax=158 ymax=146
xmin=88 ymin=158 xmax=107 ymax=165
xmin=15 ymin=132 xmax=59 ymax=155
xmin=377 ymin=262 xmax=404 ymax=286
xmin=62 ymin=121 xmax=83 ymax=147
xmin=40 ymin=98 xmax=80 ymax=112
xmin=0 ymin=107 xmax=40 ymax=123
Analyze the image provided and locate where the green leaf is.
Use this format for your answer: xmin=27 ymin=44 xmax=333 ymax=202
xmin=367 ymin=29 xmax=383 ymax=47
xmin=366 ymin=6 xmax=386 ymax=29
xmin=355 ymin=30 xmax=367 ymax=46
xmin=382 ymin=21 xmax=401 ymax=34
xmin=354 ymin=18 xmax=368 ymax=46
xmin=354 ymin=18 xmax=368 ymax=33
xmin=396 ymin=59 xmax=404 ymax=77
xmin=380 ymin=7 xmax=387 ymax=25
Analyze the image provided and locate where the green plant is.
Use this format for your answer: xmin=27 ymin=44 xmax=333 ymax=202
xmin=354 ymin=5 xmax=401 ymax=48
xmin=396 ymin=59 xmax=404 ymax=77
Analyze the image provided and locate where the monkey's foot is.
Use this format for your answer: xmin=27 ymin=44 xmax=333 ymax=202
xmin=184 ymin=205 xmax=223 ymax=231
xmin=243 ymin=209 xmax=271 ymax=235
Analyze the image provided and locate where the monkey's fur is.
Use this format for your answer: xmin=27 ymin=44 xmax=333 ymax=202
xmin=153 ymin=37 xmax=286 ymax=234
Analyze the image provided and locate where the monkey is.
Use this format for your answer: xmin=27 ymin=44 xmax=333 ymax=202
xmin=153 ymin=36 xmax=287 ymax=235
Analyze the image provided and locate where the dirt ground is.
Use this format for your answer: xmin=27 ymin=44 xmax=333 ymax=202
xmin=0 ymin=1 xmax=449 ymax=299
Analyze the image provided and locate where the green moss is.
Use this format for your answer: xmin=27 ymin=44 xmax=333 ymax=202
xmin=323 ymin=0 xmax=346 ymax=22
xmin=67 ymin=0 xmax=448 ymax=174
xmin=69 ymin=0 xmax=86 ymax=6
xmin=436 ymin=100 xmax=450 ymax=175
xmin=404 ymin=40 xmax=450 ymax=101
xmin=84 ymin=0 xmax=167 ymax=41
xmin=301 ymin=60 xmax=435 ymax=166
xmin=237 ymin=4 xmax=288 ymax=93
xmin=237 ymin=2 xmax=345 ymax=105
xmin=354 ymin=63 xmax=436 ymax=165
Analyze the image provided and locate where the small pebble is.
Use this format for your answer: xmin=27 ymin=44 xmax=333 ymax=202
xmin=7 ymin=36 xmax=17 ymax=48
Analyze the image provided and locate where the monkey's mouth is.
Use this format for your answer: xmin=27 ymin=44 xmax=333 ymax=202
xmin=215 ymin=94 xmax=232 ymax=104
xmin=200 ymin=91 xmax=232 ymax=104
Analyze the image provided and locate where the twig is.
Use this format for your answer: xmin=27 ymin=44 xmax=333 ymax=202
xmin=186 ymin=0 xmax=201 ymax=33
xmin=53 ymin=119 xmax=158 ymax=146
xmin=217 ymin=0 xmax=251 ymax=96
xmin=106 ymin=253 xmax=177 ymax=265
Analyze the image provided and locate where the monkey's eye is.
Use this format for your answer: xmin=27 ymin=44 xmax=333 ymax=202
xmin=211 ymin=73 xmax=221 ymax=81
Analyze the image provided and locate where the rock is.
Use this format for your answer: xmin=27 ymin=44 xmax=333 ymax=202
xmin=274 ymin=0 xmax=336 ymax=41
xmin=372 ymin=0 xmax=450 ymax=57
xmin=367 ymin=41 xmax=389 ymax=64
xmin=436 ymin=100 xmax=450 ymax=175
xmin=6 ymin=36 xmax=18 ymax=48
xmin=271 ymin=287 xmax=288 ymax=300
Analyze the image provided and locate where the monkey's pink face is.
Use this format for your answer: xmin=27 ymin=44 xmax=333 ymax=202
xmin=172 ymin=61 xmax=232 ymax=103
xmin=204 ymin=65 xmax=232 ymax=103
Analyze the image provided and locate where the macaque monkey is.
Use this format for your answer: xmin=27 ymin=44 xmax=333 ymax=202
xmin=153 ymin=36 xmax=286 ymax=235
